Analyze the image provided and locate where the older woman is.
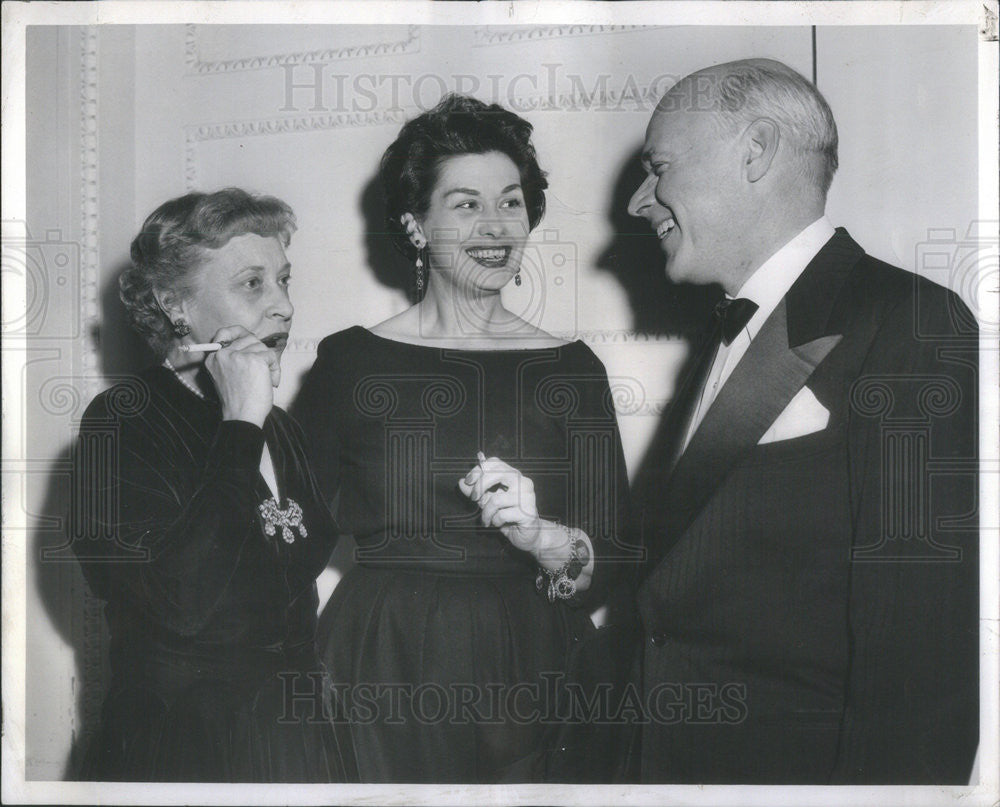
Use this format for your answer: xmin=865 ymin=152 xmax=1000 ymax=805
xmin=293 ymin=95 xmax=635 ymax=783
xmin=70 ymin=189 xmax=356 ymax=782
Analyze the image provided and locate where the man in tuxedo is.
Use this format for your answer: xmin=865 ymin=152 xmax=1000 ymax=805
xmin=626 ymin=58 xmax=978 ymax=784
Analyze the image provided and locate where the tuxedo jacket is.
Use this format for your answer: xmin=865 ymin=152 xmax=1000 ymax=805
xmin=631 ymin=229 xmax=979 ymax=784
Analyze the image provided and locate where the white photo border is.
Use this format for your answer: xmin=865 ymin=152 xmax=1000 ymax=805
xmin=2 ymin=2 xmax=997 ymax=805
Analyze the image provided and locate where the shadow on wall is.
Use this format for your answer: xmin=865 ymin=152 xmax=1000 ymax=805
xmin=33 ymin=441 xmax=107 ymax=779
xmin=359 ymin=170 xmax=419 ymax=304
xmin=33 ymin=261 xmax=147 ymax=779
xmin=594 ymin=145 xmax=722 ymax=339
xmin=96 ymin=259 xmax=156 ymax=377
xmin=594 ymin=146 xmax=723 ymax=496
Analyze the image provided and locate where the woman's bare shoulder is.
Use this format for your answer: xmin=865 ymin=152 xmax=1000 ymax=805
xmin=368 ymin=308 xmax=418 ymax=338
xmin=504 ymin=318 xmax=571 ymax=348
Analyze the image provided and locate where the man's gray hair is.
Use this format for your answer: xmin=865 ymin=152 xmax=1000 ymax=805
xmin=671 ymin=59 xmax=839 ymax=195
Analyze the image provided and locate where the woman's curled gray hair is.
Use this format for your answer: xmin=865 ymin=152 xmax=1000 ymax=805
xmin=120 ymin=188 xmax=296 ymax=357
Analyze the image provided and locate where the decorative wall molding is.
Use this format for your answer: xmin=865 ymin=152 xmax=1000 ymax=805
xmin=183 ymin=109 xmax=407 ymax=190
xmin=181 ymin=74 xmax=659 ymax=190
xmin=188 ymin=108 xmax=409 ymax=142
xmin=515 ymin=86 xmax=650 ymax=113
xmin=184 ymin=24 xmax=421 ymax=75
xmin=473 ymin=25 xmax=651 ymax=47
xmin=79 ymin=28 xmax=100 ymax=397
xmin=184 ymin=128 xmax=199 ymax=191
xmin=78 ymin=25 xmax=106 ymax=765
xmin=180 ymin=79 xmax=655 ymax=189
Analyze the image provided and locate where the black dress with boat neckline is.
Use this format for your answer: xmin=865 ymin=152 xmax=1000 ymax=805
xmin=293 ymin=325 xmax=635 ymax=783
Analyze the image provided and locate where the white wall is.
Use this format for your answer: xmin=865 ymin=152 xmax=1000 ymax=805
xmin=23 ymin=23 xmax=980 ymax=778
xmin=822 ymin=26 xmax=979 ymax=277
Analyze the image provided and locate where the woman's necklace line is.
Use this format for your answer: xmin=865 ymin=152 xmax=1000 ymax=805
xmin=163 ymin=357 xmax=206 ymax=400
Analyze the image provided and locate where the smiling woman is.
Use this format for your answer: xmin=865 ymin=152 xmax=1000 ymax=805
xmin=69 ymin=189 xmax=357 ymax=782
xmin=418 ymin=151 xmax=530 ymax=295
xmin=292 ymin=96 xmax=637 ymax=784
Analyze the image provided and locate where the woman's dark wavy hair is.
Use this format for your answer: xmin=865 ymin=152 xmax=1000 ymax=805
xmin=380 ymin=94 xmax=548 ymax=260
xmin=120 ymin=188 xmax=296 ymax=357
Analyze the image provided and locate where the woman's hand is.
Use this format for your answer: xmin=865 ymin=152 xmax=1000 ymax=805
xmin=205 ymin=325 xmax=280 ymax=427
xmin=459 ymin=453 xmax=595 ymax=593
xmin=458 ymin=454 xmax=543 ymax=554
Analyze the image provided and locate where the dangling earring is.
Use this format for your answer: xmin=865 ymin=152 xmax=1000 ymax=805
xmin=414 ymin=249 xmax=424 ymax=294
xmin=172 ymin=319 xmax=191 ymax=337
xmin=514 ymin=272 xmax=521 ymax=287
xmin=409 ymin=222 xmax=427 ymax=295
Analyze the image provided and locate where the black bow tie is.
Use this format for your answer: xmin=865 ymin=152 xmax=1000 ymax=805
xmin=714 ymin=298 xmax=759 ymax=346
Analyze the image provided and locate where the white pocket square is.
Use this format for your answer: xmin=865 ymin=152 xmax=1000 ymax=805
xmin=758 ymin=386 xmax=830 ymax=444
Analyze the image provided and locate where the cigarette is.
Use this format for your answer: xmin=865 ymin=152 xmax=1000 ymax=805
xmin=477 ymin=452 xmax=505 ymax=493
xmin=178 ymin=334 xmax=286 ymax=352
xmin=178 ymin=341 xmax=229 ymax=353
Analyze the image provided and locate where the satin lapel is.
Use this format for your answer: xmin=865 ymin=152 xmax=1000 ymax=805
xmin=638 ymin=229 xmax=865 ymax=575
xmin=658 ymin=299 xmax=843 ymax=555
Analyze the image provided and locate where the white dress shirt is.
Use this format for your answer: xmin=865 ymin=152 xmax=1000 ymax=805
xmin=260 ymin=443 xmax=280 ymax=500
xmin=682 ymin=216 xmax=836 ymax=452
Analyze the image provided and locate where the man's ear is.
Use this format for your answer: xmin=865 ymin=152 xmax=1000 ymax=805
xmin=743 ymin=118 xmax=780 ymax=183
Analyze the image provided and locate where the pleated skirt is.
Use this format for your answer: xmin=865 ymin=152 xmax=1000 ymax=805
xmin=317 ymin=564 xmax=601 ymax=783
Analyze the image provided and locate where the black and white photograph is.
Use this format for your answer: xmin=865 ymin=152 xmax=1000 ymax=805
xmin=2 ymin=1 xmax=998 ymax=804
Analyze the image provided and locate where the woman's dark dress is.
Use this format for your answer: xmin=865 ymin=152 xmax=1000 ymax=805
xmin=293 ymin=327 xmax=633 ymax=783
xmin=70 ymin=365 xmax=357 ymax=782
